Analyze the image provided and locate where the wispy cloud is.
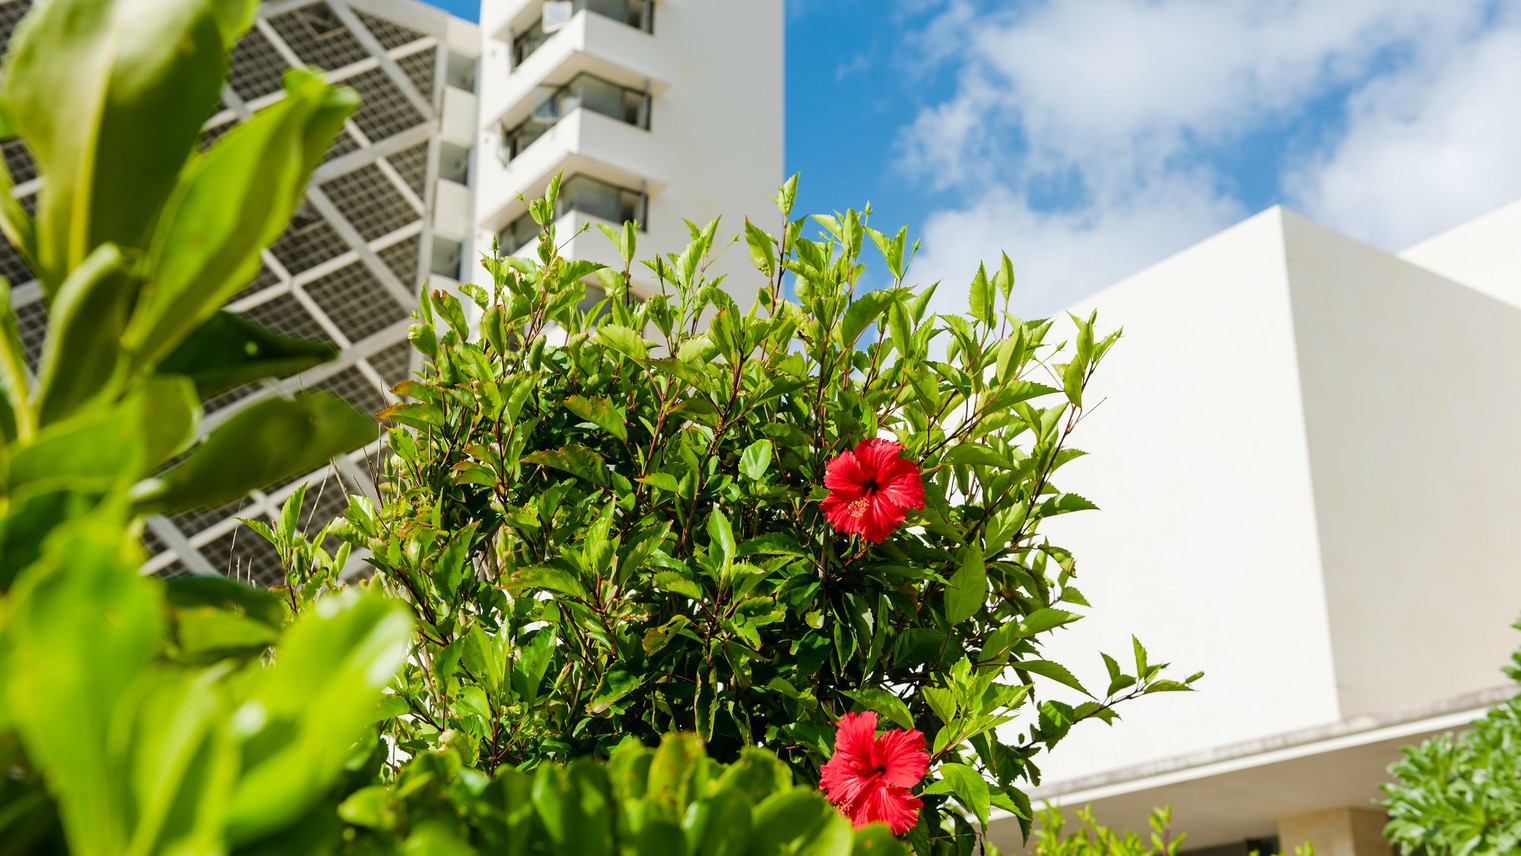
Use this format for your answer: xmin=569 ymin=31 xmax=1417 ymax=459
xmin=895 ymin=0 xmax=1513 ymax=316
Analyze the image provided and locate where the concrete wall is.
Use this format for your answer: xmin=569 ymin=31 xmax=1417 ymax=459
xmin=1284 ymin=211 xmax=1521 ymax=718
xmin=1021 ymin=210 xmax=1342 ymax=781
xmin=1400 ymin=199 xmax=1521 ymax=309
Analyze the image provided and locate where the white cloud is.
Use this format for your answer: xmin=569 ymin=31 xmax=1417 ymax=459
xmin=910 ymin=170 xmax=1243 ymax=319
xmin=896 ymin=0 xmax=1508 ymax=310
xmin=1287 ymin=18 xmax=1521 ymax=249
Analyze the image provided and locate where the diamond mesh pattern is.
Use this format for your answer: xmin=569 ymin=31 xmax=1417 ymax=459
xmin=0 ymin=0 xmax=31 ymax=62
xmin=171 ymin=497 xmax=255 ymax=538
xmin=3 ymin=138 xmax=36 ymax=184
xmin=0 ymin=232 xmax=33 ymax=286
xmin=14 ymin=297 xmax=45 ymax=370
xmin=310 ymin=365 xmax=387 ymax=417
xmin=201 ymin=521 xmax=285 ymax=586
xmin=197 ymin=118 xmax=238 ymax=153
xmin=142 ymin=526 xmax=167 ymax=557
xmin=269 ymin=206 xmax=351 ymax=274
xmin=293 ymin=469 xmax=362 ymax=535
xmin=321 ymin=164 xmax=417 ymax=241
xmin=323 ymin=126 xmax=362 ymax=164
xmin=229 ymin=27 xmax=291 ymax=102
xmin=267 ymin=3 xmax=369 ymax=71
xmin=153 ymin=559 xmax=195 ymax=580
xmin=378 ymin=235 xmax=421 ymax=287
xmin=355 ymin=9 xmax=427 ymax=51
xmin=368 ymin=340 xmax=414 ymax=390
xmin=0 ymin=0 xmax=446 ymax=584
xmin=347 ymin=66 xmax=426 ymax=143
xmin=303 ymin=261 xmax=409 ymax=341
xmin=386 ymin=143 xmax=429 ymax=197
xmin=234 ymin=263 xmax=286 ymax=304
xmin=243 ymin=292 xmax=337 ymax=344
xmin=201 ymin=384 xmax=261 ymax=415
xmin=396 ymin=47 xmax=436 ymax=99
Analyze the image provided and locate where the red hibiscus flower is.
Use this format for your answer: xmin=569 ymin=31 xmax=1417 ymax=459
xmin=820 ymin=439 xmax=925 ymax=543
xmin=819 ymin=711 xmax=929 ymax=834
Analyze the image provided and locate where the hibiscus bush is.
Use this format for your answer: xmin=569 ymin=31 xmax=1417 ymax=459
xmin=262 ymin=174 xmax=1200 ymax=852
xmin=1382 ymin=621 xmax=1521 ymax=855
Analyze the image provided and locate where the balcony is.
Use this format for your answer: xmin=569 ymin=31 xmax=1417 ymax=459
xmin=487 ymin=0 xmax=655 ymax=46
xmin=475 ymin=108 xmax=668 ymax=232
xmin=499 ymin=174 xmax=647 ymax=255
xmin=479 ymin=10 xmax=671 ymax=133
xmin=500 ymin=73 xmax=648 ymax=163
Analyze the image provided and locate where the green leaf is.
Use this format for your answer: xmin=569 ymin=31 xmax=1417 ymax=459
xmin=842 ymin=688 xmax=914 ymax=731
xmin=564 ymin=395 xmax=627 ymax=442
xmin=1014 ymin=660 xmax=1091 ymax=696
xmin=739 ymin=439 xmax=773 ymax=481
xmin=505 ymin=564 xmax=588 ymax=599
xmin=130 ymin=392 xmax=376 ymax=515
xmin=840 ymin=289 xmax=894 ymax=349
xmin=154 ymin=311 xmax=338 ymax=397
xmin=1017 ymin=608 xmax=1083 ymax=640
xmin=128 ymin=69 xmax=357 ymax=370
xmin=706 ymin=509 xmax=736 ymax=564
xmin=590 ymin=669 xmax=646 ymax=714
xmin=8 ymin=376 xmax=198 ymax=493
xmin=34 ymin=243 xmax=140 ymax=426
xmin=943 ymin=547 xmax=986 ymax=625
xmin=744 ymin=219 xmax=776 ymax=277
xmin=924 ymin=764 xmax=990 ymax=828
xmin=967 ymin=263 xmax=994 ymax=325
xmin=522 ymin=445 xmax=608 ymax=485
xmin=225 ymin=591 xmax=412 ymax=844
xmin=4 ymin=0 xmax=230 ymax=293
xmin=596 ymin=324 xmax=650 ymax=360
xmin=5 ymin=509 xmax=162 ymax=856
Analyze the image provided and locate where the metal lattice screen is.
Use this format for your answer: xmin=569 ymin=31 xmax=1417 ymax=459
xmin=0 ymin=0 xmax=455 ymax=585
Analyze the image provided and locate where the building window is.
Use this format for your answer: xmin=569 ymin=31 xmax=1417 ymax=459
xmin=499 ymin=174 xmax=647 ymax=254
xmin=511 ymin=0 xmax=655 ymax=67
xmin=499 ymin=73 xmax=650 ymax=164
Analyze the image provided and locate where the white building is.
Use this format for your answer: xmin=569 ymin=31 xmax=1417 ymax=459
xmin=988 ymin=201 xmax=1521 ymax=856
xmin=468 ymin=0 xmax=783 ymax=304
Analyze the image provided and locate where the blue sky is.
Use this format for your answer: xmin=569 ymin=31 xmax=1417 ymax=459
xmin=430 ymin=0 xmax=1521 ymax=315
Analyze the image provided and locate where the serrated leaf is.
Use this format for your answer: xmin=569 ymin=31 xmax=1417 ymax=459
xmin=842 ymin=688 xmax=914 ymax=731
xmin=564 ymin=395 xmax=627 ymax=441
xmin=944 ymin=547 xmax=986 ymax=625
xmin=739 ymin=439 xmax=772 ymax=481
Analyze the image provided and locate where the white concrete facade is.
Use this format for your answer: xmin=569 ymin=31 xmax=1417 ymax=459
xmin=989 ymin=202 xmax=1521 ymax=853
xmin=471 ymin=0 xmax=784 ymax=302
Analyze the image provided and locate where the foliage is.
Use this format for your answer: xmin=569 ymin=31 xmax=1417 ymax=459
xmin=264 ymin=170 xmax=1198 ymax=853
xmin=1028 ymin=804 xmax=1310 ymax=856
xmin=336 ymin=733 xmax=908 ymax=855
xmin=0 ymin=0 xmax=398 ymax=852
xmin=1383 ymin=624 xmax=1521 ymax=856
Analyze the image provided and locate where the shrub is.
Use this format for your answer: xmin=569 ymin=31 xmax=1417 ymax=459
xmin=268 ymin=172 xmax=1198 ymax=852
xmin=1382 ymin=625 xmax=1521 ymax=855
xmin=1027 ymin=805 xmax=1311 ymax=856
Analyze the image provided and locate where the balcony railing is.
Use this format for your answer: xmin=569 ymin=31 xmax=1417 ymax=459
xmin=500 ymin=174 xmax=647 ymax=254
xmin=498 ymin=73 xmax=650 ymax=164
xmin=512 ymin=0 xmax=655 ymax=67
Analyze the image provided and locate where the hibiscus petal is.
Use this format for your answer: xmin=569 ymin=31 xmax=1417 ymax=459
xmin=833 ymin=710 xmax=879 ymax=762
xmin=874 ymin=728 xmax=929 ymax=788
xmin=850 ymin=783 xmax=923 ymax=834
xmin=824 ymin=451 xmax=868 ymax=492
xmin=853 ymin=439 xmax=906 ymax=479
xmin=859 ymin=496 xmax=907 ymax=543
xmin=877 ymin=457 xmax=925 ymax=510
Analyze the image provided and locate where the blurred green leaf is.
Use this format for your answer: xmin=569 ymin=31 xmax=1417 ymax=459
xmin=131 ymin=392 xmax=375 ymax=515
xmin=155 ymin=311 xmax=338 ymax=398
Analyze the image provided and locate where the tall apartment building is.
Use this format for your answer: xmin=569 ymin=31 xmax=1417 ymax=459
xmin=0 ymin=0 xmax=783 ymax=583
xmin=986 ymin=199 xmax=1521 ymax=856
xmin=468 ymin=0 xmax=783 ymax=305
xmin=0 ymin=0 xmax=482 ymax=583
